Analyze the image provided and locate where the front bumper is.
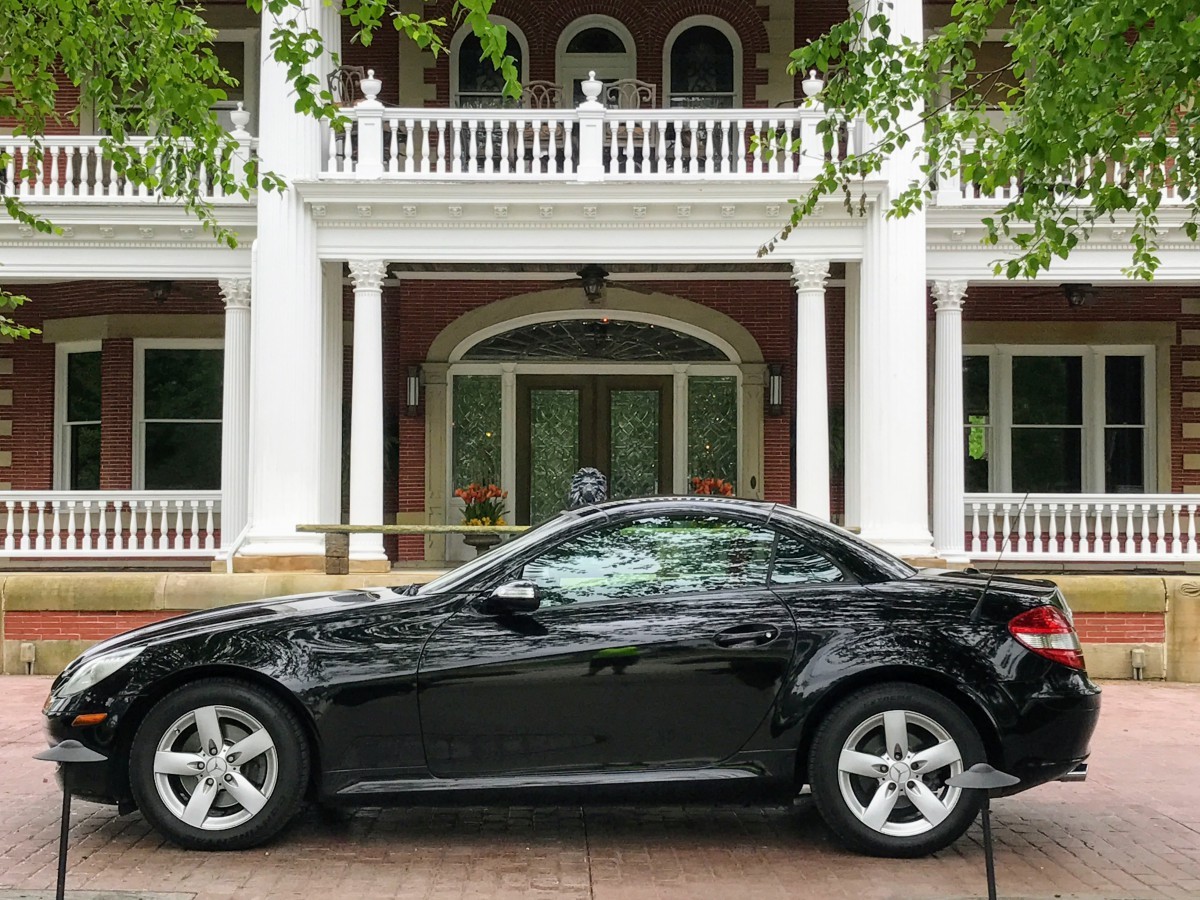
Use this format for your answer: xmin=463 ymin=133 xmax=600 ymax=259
xmin=44 ymin=701 xmax=128 ymax=806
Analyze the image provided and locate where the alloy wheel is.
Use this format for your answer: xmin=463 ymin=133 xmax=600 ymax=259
xmin=836 ymin=709 xmax=964 ymax=837
xmin=152 ymin=704 xmax=279 ymax=831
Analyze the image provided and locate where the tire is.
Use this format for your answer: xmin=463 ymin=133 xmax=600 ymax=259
xmin=129 ymin=678 xmax=310 ymax=851
xmin=808 ymin=683 xmax=985 ymax=858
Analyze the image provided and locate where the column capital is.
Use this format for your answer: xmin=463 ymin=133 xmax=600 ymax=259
xmin=791 ymin=258 xmax=830 ymax=293
xmin=931 ymin=279 xmax=969 ymax=312
xmin=218 ymin=278 xmax=251 ymax=310
xmin=349 ymin=259 xmax=388 ymax=291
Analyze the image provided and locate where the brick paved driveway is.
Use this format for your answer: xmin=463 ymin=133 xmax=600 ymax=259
xmin=3 ymin=677 xmax=1200 ymax=900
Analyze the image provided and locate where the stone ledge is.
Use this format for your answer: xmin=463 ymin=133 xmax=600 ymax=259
xmin=1044 ymin=575 xmax=1169 ymax=613
xmin=1081 ymin=642 xmax=1166 ymax=680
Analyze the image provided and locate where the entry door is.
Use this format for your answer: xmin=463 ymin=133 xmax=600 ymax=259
xmin=516 ymin=375 xmax=672 ymax=524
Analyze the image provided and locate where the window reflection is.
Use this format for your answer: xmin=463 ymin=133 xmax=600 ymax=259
xmin=770 ymin=534 xmax=843 ymax=585
xmin=522 ymin=515 xmax=775 ymax=607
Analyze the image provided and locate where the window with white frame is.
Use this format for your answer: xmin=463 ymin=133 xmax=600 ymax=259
xmin=57 ymin=343 xmax=103 ymax=490
xmin=454 ymin=22 xmax=527 ymax=108
xmin=135 ymin=342 xmax=223 ymax=490
xmin=962 ymin=345 xmax=1154 ymax=494
xmin=667 ymin=23 xmax=738 ymax=108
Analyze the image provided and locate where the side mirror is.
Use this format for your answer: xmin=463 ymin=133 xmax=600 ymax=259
xmin=487 ymin=580 xmax=541 ymax=614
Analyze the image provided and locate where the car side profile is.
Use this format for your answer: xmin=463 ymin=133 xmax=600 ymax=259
xmin=43 ymin=497 xmax=1100 ymax=857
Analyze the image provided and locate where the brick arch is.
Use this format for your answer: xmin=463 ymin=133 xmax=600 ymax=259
xmin=425 ymin=0 xmax=772 ymax=106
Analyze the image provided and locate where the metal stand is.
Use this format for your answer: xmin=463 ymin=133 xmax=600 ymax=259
xmin=34 ymin=739 xmax=109 ymax=900
xmin=946 ymin=763 xmax=1020 ymax=900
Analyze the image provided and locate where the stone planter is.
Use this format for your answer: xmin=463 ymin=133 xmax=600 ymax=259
xmin=462 ymin=532 xmax=503 ymax=556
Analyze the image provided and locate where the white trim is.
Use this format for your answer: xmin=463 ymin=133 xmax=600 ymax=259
xmin=53 ymin=340 xmax=103 ymax=491
xmin=556 ymin=15 xmax=638 ymax=107
xmin=211 ymin=28 xmax=261 ymax=132
xmin=447 ymin=308 xmax=742 ymax=364
xmin=449 ymin=17 xmax=529 ymax=106
xmin=663 ymin=16 xmax=743 ymax=108
xmin=132 ymin=338 xmax=224 ymax=490
xmin=962 ymin=343 xmax=1156 ymax=493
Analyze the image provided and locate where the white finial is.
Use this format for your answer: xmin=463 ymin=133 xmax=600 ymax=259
xmin=359 ymin=68 xmax=382 ymax=105
xmin=802 ymin=69 xmax=824 ymax=100
xmin=229 ymin=101 xmax=251 ymax=137
xmin=580 ymin=70 xmax=603 ymax=108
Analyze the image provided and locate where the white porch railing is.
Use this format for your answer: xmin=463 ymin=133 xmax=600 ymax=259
xmin=965 ymin=493 xmax=1200 ymax=562
xmin=322 ymin=71 xmax=852 ymax=182
xmin=0 ymin=491 xmax=221 ymax=558
xmin=937 ymin=141 xmax=1189 ymax=207
xmin=0 ymin=135 xmax=257 ymax=203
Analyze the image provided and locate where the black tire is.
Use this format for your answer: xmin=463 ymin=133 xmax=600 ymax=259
xmin=129 ymin=678 xmax=310 ymax=851
xmin=808 ymin=683 xmax=985 ymax=858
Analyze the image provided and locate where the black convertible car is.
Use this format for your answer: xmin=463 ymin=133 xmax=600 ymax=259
xmin=44 ymin=497 xmax=1099 ymax=857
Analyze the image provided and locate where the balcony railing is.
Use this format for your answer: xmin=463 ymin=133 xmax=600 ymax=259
xmin=0 ymin=491 xmax=221 ymax=558
xmin=322 ymin=71 xmax=854 ymax=183
xmin=1 ymin=135 xmax=257 ymax=203
xmin=965 ymin=493 xmax=1200 ymax=563
xmin=937 ymin=142 xmax=1190 ymax=207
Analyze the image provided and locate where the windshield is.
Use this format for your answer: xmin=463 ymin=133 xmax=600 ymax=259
xmin=415 ymin=509 xmax=597 ymax=595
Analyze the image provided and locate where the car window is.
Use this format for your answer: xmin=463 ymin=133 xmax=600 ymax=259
xmin=769 ymin=533 xmax=844 ymax=586
xmin=522 ymin=514 xmax=776 ymax=608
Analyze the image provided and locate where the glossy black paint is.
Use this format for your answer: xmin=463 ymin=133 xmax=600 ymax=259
xmin=44 ymin=497 xmax=1100 ymax=810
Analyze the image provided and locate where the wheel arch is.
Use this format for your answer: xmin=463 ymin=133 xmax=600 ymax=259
xmin=792 ymin=666 xmax=1003 ymax=786
xmin=115 ymin=665 xmax=323 ymax=804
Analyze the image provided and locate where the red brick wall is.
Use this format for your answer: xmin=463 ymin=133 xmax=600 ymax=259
xmin=0 ymin=68 xmax=82 ymax=136
xmin=4 ymin=610 xmax=183 ymax=641
xmin=1 ymin=281 xmax=224 ymax=490
xmin=943 ymin=283 xmax=1200 ymax=493
xmin=344 ymin=0 xmax=772 ymax=108
xmin=1075 ymin=611 xmax=1166 ymax=644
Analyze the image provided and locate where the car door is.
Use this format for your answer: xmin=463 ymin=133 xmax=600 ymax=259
xmin=417 ymin=512 xmax=797 ymax=777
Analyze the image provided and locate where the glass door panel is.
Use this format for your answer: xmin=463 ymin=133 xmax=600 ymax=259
xmin=528 ymin=389 xmax=582 ymax=524
xmin=608 ymin=389 xmax=661 ymax=499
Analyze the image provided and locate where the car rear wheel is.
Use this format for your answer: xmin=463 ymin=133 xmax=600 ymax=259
xmin=129 ymin=678 xmax=309 ymax=850
xmin=808 ymin=683 xmax=985 ymax=857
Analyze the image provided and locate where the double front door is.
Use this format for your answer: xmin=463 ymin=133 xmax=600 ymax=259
xmin=516 ymin=375 xmax=672 ymax=524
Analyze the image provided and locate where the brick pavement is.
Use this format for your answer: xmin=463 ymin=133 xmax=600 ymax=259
xmin=2 ymin=677 xmax=1200 ymax=900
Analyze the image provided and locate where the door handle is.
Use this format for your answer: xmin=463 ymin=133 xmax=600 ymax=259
xmin=712 ymin=624 xmax=779 ymax=648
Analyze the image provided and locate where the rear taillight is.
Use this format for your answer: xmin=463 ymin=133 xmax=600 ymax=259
xmin=1008 ymin=606 xmax=1086 ymax=670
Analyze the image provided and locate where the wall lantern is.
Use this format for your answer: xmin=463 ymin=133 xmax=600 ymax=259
xmin=767 ymin=363 xmax=784 ymax=417
xmin=577 ymin=264 xmax=609 ymax=305
xmin=405 ymin=366 xmax=422 ymax=416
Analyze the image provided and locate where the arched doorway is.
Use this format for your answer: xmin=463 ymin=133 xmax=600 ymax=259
xmin=426 ymin=290 xmax=765 ymax=553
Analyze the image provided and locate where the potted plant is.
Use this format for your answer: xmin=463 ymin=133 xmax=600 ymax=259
xmin=690 ymin=476 xmax=735 ymax=496
xmin=454 ymin=482 xmax=509 ymax=555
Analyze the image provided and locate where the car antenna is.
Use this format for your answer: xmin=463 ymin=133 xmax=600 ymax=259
xmin=970 ymin=491 xmax=1029 ymax=623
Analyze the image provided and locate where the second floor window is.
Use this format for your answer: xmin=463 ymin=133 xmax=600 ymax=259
xmin=456 ymin=33 xmax=524 ymax=108
xmin=669 ymin=25 xmax=736 ymax=108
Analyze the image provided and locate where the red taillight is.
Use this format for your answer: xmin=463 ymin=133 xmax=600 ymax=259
xmin=1008 ymin=606 xmax=1086 ymax=670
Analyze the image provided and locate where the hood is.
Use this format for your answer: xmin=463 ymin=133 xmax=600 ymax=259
xmin=76 ymin=588 xmax=407 ymax=661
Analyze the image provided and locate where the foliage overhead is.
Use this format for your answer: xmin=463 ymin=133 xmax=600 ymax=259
xmin=771 ymin=0 xmax=1200 ymax=279
xmin=0 ymin=0 xmax=518 ymax=336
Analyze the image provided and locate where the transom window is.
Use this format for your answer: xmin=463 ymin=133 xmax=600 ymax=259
xmin=136 ymin=342 xmax=223 ymax=490
xmin=669 ymin=24 xmax=737 ymax=108
xmin=463 ymin=319 xmax=729 ymax=362
xmin=521 ymin=515 xmax=839 ymax=607
xmin=963 ymin=345 xmax=1154 ymax=494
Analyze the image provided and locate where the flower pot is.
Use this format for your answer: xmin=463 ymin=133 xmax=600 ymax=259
xmin=462 ymin=532 xmax=503 ymax=556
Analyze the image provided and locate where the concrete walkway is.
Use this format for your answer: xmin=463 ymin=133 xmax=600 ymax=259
xmin=3 ymin=677 xmax=1200 ymax=899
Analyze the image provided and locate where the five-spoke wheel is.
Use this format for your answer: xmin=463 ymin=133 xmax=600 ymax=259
xmin=130 ymin=679 xmax=309 ymax=850
xmin=809 ymin=683 xmax=985 ymax=857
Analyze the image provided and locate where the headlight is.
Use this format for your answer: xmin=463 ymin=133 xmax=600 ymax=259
xmin=56 ymin=647 xmax=144 ymax=698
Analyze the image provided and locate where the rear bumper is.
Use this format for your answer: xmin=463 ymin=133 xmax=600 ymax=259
xmin=996 ymin=682 xmax=1100 ymax=794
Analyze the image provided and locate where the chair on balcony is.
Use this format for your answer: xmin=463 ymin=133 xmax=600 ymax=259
xmin=328 ymin=65 xmax=367 ymax=106
xmin=520 ymin=81 xmax=564 ymax=109
xmin=602 ymin=79 xmax=657 ymax=110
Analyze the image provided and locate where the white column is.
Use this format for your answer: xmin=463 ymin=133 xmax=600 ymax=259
xmin=348 ymin=259 xmax=387 ymax=562
xmin=792 ymin=259 xmax=831 ymax=520
xmin=241 ymin=0 xmax=339 ymax=561
xmin=218 ymin=278 xmax=251 ymax=550
xmin=856 ymin=0 xmax=934 ymax=557
xmin=933 ymin=280 xmax=969 ymax=561
xmin=318 ymin=261 xmax=344 ymax=525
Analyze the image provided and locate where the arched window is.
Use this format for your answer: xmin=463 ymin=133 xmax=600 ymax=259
xmin=668 ymin=24 xmax=737 ymax=108
xmin=454 ymin=28 xmax=525 ymax=107
xmin=566 ymin=27 xmax=627 ymax=55
xmin=557 ymin=17 xmax=637 ymax=106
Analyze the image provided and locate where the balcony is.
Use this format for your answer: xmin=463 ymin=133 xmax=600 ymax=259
xmin=320 ymin=72 xmax=855 ymax=184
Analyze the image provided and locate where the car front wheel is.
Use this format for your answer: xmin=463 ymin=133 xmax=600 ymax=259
xmin=808 ymin=683 xmax=985 ymax=857
xmin=129 ymin=678 xmax=310 ymax=850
